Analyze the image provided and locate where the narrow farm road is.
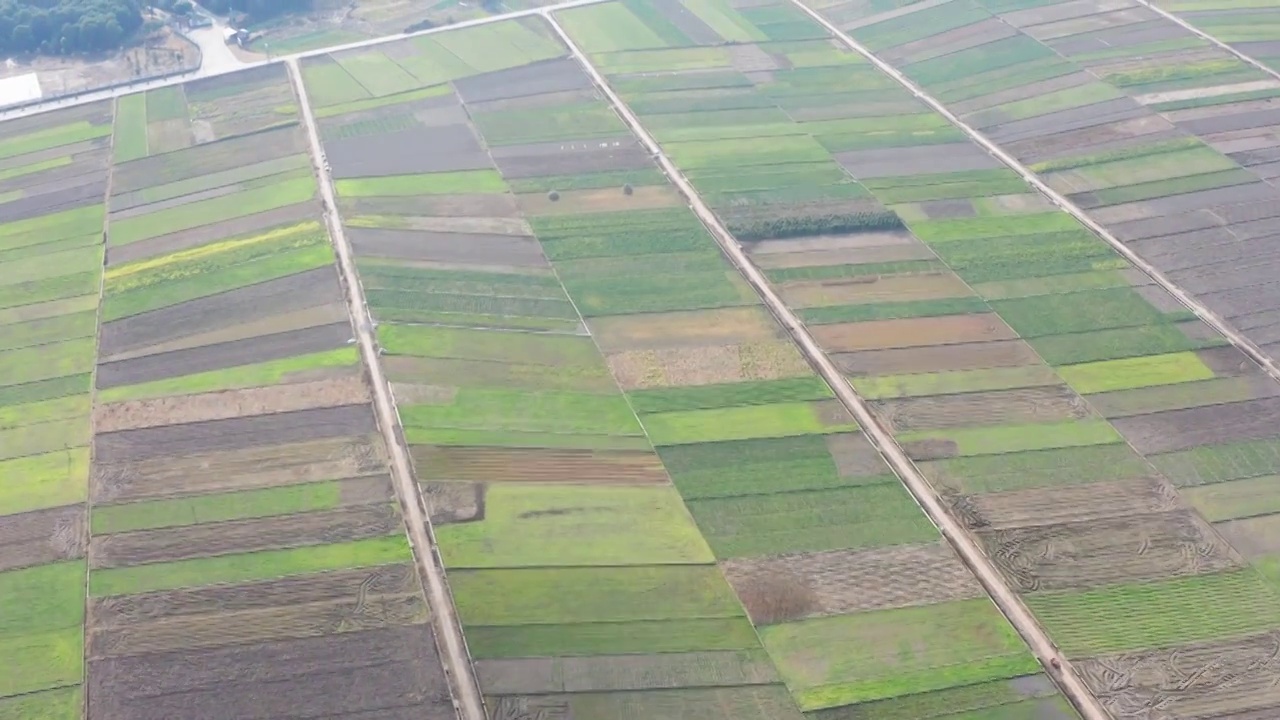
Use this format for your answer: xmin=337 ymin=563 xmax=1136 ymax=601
xmin=780 ymin=0 xmax=1280 ymax=394
xmin=0 ymin=0 xmax=611 ymax=122
xmin=543 ymin=11 xmax=1114 ymax=720
xmin=287 ymin=57 xmax=487 ymax=720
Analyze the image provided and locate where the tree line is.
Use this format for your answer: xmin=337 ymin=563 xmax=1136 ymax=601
xmin=0 ymin=0 xmax=145 ymax=54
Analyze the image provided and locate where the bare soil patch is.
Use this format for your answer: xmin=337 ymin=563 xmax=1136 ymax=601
xmin=1079 ymin=631 xmax=1280 ymax=719
xmin=340 ymin=193 xmax=519 ymax=218
xmin=92 ymin=592 xmax=426 ymax=659
xmin=94 ymin=405 xmax=376 ymax=465
xmin=88 ymin=626 xmax=452 ymax=720
xmin=948 ymin=477 xmax=1178 ymax=531
xmin=107 ymin=203 xmax=318 ymax=265
xmin=813 ymin=313 xmax=1016 ymax=352
xmin=92 ymin=505 xmax=402 ymax=569
xmin=985 ymin=98 xmax=1146 ymax=145
xmin=490 ymin=137 xmax=653 ymax=179
xmin=825 ymin=433 xmax=892 ymax=478
xmin=589 ymin=307 xmax=784 ymax=352
xmin=91 ymin=562 xmax=414 ymax=627
xmin=835 ymin=142 xmax=1000 ymax=178
xmin=1215 ymin=514 xmax=1280 ymax=558
xmin=95 ymin=376 xmax=370 ymax=432
xmin=950 ymin=71 xmax=1095 ymax=116
xmin=348 ymin=227 xmax=547 ymax=267
xmin=329 ymin=125 xmax=490 ymax=178
xmin=92 ymin=437 xmax=385 ymax=504
xmin=97 ymin=322 xmax=353 ymax=390
xmin=607 ymin=340 xmax=811 ymax=389
xmin=874 ymin=385 xmax=1091 ymax=432
xmin=98 ymin=267 xmax=341 ymax=358
xmin=455 ymin=58 xmax=589 ymax=105
xmin=467 ymin=88 xmax=599 ymax=115
xmin=779 ymin=273 xmax=970 ymax=308
xmin=752 ymin=244 xmax=936 ymax=270
xmin=381 ymin=216 xmax=531 ymax=236
xmin=888 ymin=19 xmax=1019 ymax=66
xmin=112 ymin=126 xmax=305 ymax=195
xmin=0 ymin=179 xmax=107 ymax=225
xmin=517 ymin=185 xmax=681 ymax=216
xmin=653 ymin=0 xmax=723 ymax=44
xmin=0 ymin=505 xmax=85 ymax=571
xmin=101 ymin=302 xmax=350 ymax=364
xmin=724 ymin=541 xmax=982 ymax=622
xmin=475 ymin=651 xmax=779 ymax=695
xmin=981 ymin=510 xmax=1241 ymax=593
xmin=424 ymin=482 xmax=485 ymax=526
xmin=411 ymin=446 xmax=668 ymax=484
xmin=1112 ymin=396 xmax=1280 ymax=455
xmin=384 ymin=357 xmax=614 ymax=394
xmin=833 ymin=339 xmax=1041 ymax=376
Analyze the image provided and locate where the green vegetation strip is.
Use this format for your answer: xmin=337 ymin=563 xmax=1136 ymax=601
xmin=89 ymin=535 xmax=411 ymax=596
xmin=95 ymin=348 xmax=359 ymax=403
xmin=109 ymin=177 xmax=316 ymax=245
xmin=0 ymin=561 xmax=84 ymax=697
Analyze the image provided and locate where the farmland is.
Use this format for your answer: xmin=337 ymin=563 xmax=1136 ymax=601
xmin=0 ymin=63 xmax=460 ymax=719
xmin=302 ymin=11 xmax=1079 ymax=720
xmin=556 ymin=0 xmax=1280 ymax=717
xmin=0 ymin=100 xmax=111 ymax=717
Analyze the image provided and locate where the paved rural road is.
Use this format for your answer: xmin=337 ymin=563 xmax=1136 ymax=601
xmin=0 ymin=0 xmax=610 ymax=122
xmin=544 ymin=10 xmax=1116 ymax=720
xmin=287 ymin=58 xmax=487 ymax=720
xmin=781 ymin=0 xmax=1280 ymax=396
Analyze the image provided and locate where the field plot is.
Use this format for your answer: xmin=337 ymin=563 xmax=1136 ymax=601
xmin=1154 ymin=0 xmax=1280 ymax=73
xmin=81 ymin=65 xmax=454 ymax=720
xmin=299 ymin=14 xmax=1076 ymax=719
xmin=807 ymin=0 xmax=1280 ymax=368
xmin=0 ymin=101 xmax=112 ymax=717
xmin=563 ymin=1 xmax=1280 ymax=718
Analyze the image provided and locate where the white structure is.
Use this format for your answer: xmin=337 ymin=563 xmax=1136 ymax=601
xmin=0 ymin=72 xmax=42 ymax=108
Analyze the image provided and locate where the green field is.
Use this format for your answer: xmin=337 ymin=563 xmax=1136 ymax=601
xmin=437 ymin=484 xmax=714 ymax=567
xmin=89 ymin=535 xmax=411 ymax=596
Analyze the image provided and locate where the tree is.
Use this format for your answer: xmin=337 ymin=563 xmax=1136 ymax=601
xmin=10 ymin=23 xmax=32 ymax=51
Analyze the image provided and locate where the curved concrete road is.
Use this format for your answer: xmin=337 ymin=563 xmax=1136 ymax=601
xmin=544 ymin=9 xmax=1114 ymax=720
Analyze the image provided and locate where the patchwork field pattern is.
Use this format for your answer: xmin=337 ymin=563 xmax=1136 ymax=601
xmin=563 ymin=1 xmax=1280 ymax=718
xmin=85 ymin=65 xmax=453 ymax=720
xmin=1154 ymin=0 xmax=1280 ymax=73
xmin=0 ymin=101 xmax=112 ymax=719
xmin=301 ymin=12 xmax=1075 ymax=719
xmin=553 ymin=3 xmax=1089 ymax=719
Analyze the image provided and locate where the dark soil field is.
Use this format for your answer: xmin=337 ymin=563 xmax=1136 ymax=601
xmin=0 ymin=505 xmax=86 ymax=572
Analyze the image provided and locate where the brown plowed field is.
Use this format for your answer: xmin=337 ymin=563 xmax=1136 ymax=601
xmin=347 ymin=227 xmax=549 ymax=267
xmin=589 ymin=307 xmax=785 ymax=352
xmin=88 ymin=626 xmax=454 ymax=720
xmin=91 ymin=435 xmax=385 ymax=503
xmin=751 ymin=243 xmax=935 ymax=269
xmin=108 ymin=203 xmax=318 ymax=265
xmin=95 ymin=376 xmax=370 ymax=432
xmin=424 ymin=482 xmax=485 ymax=525
xmin=0 ymin=505 xmax=85 ymax=571
xmin=475 ymin=651 xmax=780 ymax=695
xmin=825 ymin=433 xmax=892 ymax=478
xmin=97 ymin=322 xmax=353 ymax=390
xmin=340 ymin=193 xmax=520 ymax=218
xmin=93 ymin=404 xmax=376 ymax=464
xmin=723 ymin=541 xmax=983 ymax=623
xmin=90 ymin=505 xmax=402 ymax=568
xmin=91 ymin=593 xmax=427 ymax=658
xmin=949 ymin=477 xmax=1180 ymax=530
xmin=1215 ymin=514 xmax=1280 ymax=558
xmin=607 ymin=340 xmax=811 ymax=389
xmin=980 ymin=510 xmax=1241 ymax=593
xmin=833 ymin=339 xmax=1042 ymax=376
xmin=98 ymin=267 xmax=341 ymax=358
xmin=90 ymin=563 xmax=416 ymax=626
xmin=873 ymin=385 xmax=1092 ymax=432
xmin=518 ymin=185 xmax=681 ymax=215
xmin=813 ymin=314 xmax=1017 ymax=352
xmin=779 ymin=273 xmax=971 ymax=307
xmin=410 ymin=446 xmax=669 ymax=484
xmin=1112 ymin=396 xmax=1280 ymax=455
xmin=385 ymin=358 xmax=615 ymax=393
xmin=1087 ymin=375 xmax=1279 ymax=418
xmin=1079 ymin=631 xmax=1280 ymax=719
xmin=100 ymin=302 xmax=351 ymax=363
